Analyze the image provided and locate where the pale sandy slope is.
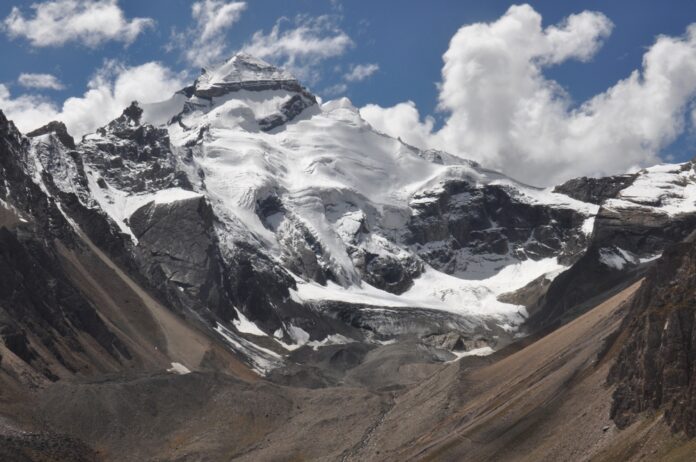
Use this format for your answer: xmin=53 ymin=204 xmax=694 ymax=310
xmin=347 ymin=279 xmax=696 ymax=462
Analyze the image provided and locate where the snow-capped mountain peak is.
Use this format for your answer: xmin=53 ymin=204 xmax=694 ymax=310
xmin=19 ymin=54 xmax=610 ymax=373
xmin=197 ymin=53 xmax=297 ymax=89
xmin=188 ymin=53 xmax=308 ymax=100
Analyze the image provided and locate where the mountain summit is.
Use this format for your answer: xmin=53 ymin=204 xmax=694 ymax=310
xmin=196 ymin=53 xmax=298 ymax=91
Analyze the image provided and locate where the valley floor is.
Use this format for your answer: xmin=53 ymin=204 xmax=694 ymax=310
xmin=2 ymin=278 xmax=696 ymax=461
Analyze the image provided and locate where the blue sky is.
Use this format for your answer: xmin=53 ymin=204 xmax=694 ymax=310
xmin=2 ymin=1 xmax=696 ymax=184
xmin=3 ymin=1 xmax=695 ymax=114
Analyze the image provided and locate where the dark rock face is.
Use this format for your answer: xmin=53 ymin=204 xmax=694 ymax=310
xmin=497 ymin=274 xmax=552 ymax=317
xmin=277 ymin=215 xmax=336 ymax=286
xmin=26 ymin=120 xmax=76 ymax=149
xmin=352 ymin=249 xmax=423 ymax=295
xmin=531 ymin=206 xmax=696 ymax=328
xmin=553 ymin=174 xmax=636 ymax=205
xmin=0 ymin=112 xmax=65 ymax=234
xmin=0 ymin=111 xmax=130 ymax=379
xmin=255 ymin=195 xmax=333 ymax=285
xmin=421 ymin=332 xmax=489 ymax=352
xmin=129 ymin=196 xmax=233 ymax=320
xmin=593 ymin=205 xmax=696 ymax=256
xmin=528 ymin=245 xmax=644 ymax=328
xmin=193 ymin=78 xmax=306 ymax=99
xmin=223 ymin=241 xmax=309 ymax=335
xmin=258 ymin=91 xmax=317 ymax=132
xmin=609 ymin=237 xmax=696 ymax=435
xmin=407 ymin=180 xmax=589 ymax=275
xmin=24 ymin=111 xmax=143 ymax=280
xmin=0 ymin=228 xmax=130 ymax=378
xmin=86 ymin=102 xmax=191 ymax=194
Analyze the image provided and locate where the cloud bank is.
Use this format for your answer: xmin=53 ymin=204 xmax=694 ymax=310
xmin=242 ymin=15 xmax=353 ymax=84
xmin=18 ymin=73 xmax=65 ymax=90
xmin=169 ymin=0 xmax=247 ymax=67
xmin=344 ymin=63 xmax=379 ymax=82
xmin=1 ymin=61 xmax=184 ymax=137
xmin=3 ymin=0 xmax=153 ymax=48
xmin=360 ymin=4 xmax=696 ymax=186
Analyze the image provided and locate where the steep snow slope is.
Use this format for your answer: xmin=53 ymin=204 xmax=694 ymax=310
xmin=606 ymin=162 xmax=696 ymax=215
xmin=143 ymin=55 xmax=598 ymax=331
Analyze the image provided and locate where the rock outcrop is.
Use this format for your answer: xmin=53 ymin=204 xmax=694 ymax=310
xmin=609 ymin=234 xmax=696 ymax=435
xmin=553 ymin=174 xmax=636 ymax=204
xmin=26 ymin=120 xmax=76 ymax=149
xmin=129 ymin=195 xmax=231 ymax=319
xmin=407 ymin=179 xmax=590 ymax=276
xmin=532 ymin=165 xmax=696 ymax=328
xmin=0 ymin=111 xmax=131 ymax=380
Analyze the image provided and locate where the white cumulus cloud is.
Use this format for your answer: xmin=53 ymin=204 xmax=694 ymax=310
xmin=169 ymin=0 xmax=247 ymax=67
xmin=1 ymin=61 xmax=185 ymax=137
xmin=241 ymin=15 xmax=353 ymax=83
xmin=360 ymin=101 xmax=435 ymax=149
xmin=361 ymin=4 xmax=696 ymax=186
xmin=322 ymin=83 xmax=348 ymax=97
xmin=0 ymin=85 xmax=59 ymax=133
xmin=344 ymin=63 xmax=379 ymax=82
xmin=321 ymin=63 xmax=380 ymax=97
xmin=18 ymin=73 xmax=65 ymax=90
xmin=3 ymin=0 xmax=153 ymax=48
xmin=193 ymin=0 xmax=246 ymax=41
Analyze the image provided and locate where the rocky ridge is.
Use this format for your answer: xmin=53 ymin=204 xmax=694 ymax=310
xmin=609 ymin=232 xmax=696 ymax=435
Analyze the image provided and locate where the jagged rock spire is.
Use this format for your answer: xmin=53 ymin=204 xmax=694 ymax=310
xmin=26 ymin=120 xmax=76 ymax=149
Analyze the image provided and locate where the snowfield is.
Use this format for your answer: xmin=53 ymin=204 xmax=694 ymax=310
xmin=606 ymin=163 xmax=696 ymax=215
xmin=291 ymin=257 xmax=565 ymax=324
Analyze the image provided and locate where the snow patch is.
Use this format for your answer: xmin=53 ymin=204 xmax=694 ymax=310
xmin=274 ymin=324 xmax=311 ymax=351
xmin=306 ymin=334 xmax=354 ymax=350
xmin=447 ymin=346 xmax=495 ymax=363
xmin=607 ymin=162 xmax=696 ymax=216
xmin=640 ymin=253 xmax=662 ymax=263
xmin=287 ymin=324 xmax=310 ymax=344
xmin=215 ymin=322 xmax=282 ymax=375
xmin=152 ymin=188 xmax=202 ymax=205
xmin=599 ymin=247 xmax=638 ymax=270
xmin=292 ymin=257 xmax=565 ymax=330
xmin=581 ymin=216 xmax=595 ymax=235
xmin=232 ymin=308 xmax=267 ymax=336
xmin=167 ymin=362 xmax=191 ymax=375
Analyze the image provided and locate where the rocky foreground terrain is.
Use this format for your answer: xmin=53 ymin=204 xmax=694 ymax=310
xmin=2 ymin=55 xmax=696 ymax=460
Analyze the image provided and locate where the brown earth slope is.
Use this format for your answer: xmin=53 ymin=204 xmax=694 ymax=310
xmin=5 ymin=278 xmax=694 ymax=461
xmin=348 ymin=280 xmax=696 ymax=461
